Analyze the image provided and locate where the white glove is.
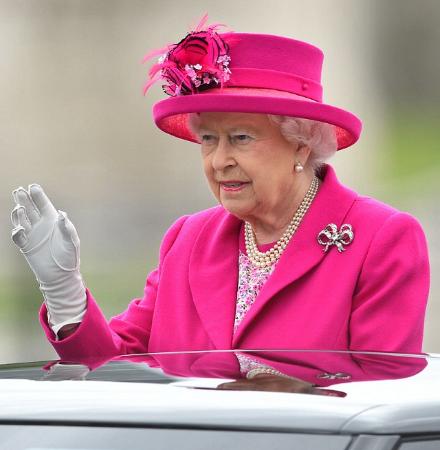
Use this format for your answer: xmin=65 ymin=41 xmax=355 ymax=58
xmin=11 ymin=184 xmax=87 ymax=334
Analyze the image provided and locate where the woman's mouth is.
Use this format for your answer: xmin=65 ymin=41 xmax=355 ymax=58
xmin=220 ymin=181 xmax=250 ymax=192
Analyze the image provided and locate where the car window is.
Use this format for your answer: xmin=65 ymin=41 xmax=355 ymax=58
xmin=399 ymin=440 xmax=440 ymax=449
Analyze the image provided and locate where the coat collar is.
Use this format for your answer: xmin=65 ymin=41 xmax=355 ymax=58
xmin=188 ymin=165 xmax=358 ymax=349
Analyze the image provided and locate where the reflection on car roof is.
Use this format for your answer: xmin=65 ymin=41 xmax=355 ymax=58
xmin=0 ymin=350 xmax=439 ymax=435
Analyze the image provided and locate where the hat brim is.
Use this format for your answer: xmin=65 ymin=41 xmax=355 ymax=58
xmin=152 ymin=88 xmax=362 ymax=150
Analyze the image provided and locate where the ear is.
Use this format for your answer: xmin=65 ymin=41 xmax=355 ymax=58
xmin=296 ymin=144 xmax=312 ymax=166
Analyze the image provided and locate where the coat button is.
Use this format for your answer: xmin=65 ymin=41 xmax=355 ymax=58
xmin=316 ymin=372 xmax=351 ymax=380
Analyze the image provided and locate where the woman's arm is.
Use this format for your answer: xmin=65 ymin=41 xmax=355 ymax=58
xmin=39 ymin=215 xmax=189 ymax=360
xmin=349 ymin=211 xmax=430 ymax=353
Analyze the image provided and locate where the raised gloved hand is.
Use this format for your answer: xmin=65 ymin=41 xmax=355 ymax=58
xmin=11 ymin=184 xmax=87 ymax=334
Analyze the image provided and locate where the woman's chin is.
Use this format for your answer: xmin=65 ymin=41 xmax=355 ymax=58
xmin=220 ymin=201 xmax=253 ymax=220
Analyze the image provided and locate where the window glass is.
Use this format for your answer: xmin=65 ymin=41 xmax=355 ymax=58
xmin=400 ymin=441 xmax=440 ymax=450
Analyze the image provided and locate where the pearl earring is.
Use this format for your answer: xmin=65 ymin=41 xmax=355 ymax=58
xmin=294 ymin=162 xmax=304 ymax=173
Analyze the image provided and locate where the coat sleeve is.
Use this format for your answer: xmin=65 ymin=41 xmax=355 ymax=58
xmin=39 ymin=215 xmax=189 ymax=361
xmin=349 ymin=211 xmax=430 ymax=353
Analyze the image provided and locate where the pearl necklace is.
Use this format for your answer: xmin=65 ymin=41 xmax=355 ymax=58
xmin=244 ymin=176 xmax=320 ymax=268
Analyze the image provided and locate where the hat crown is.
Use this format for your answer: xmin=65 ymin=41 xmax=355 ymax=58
xmin=220 ymin=33 xmax=324 ymax=102
xmin=224 ymin=33 xmax=324 ymax=83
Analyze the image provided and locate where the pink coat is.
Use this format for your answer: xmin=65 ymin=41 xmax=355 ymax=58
xmin=40 ymin=165 xmax=430 ymax=360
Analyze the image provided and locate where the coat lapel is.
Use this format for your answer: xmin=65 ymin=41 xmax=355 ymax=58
xmin=188 ymin=208 xmax=242 ymax=350
xmin=232 ymin=165 xmax=358 ymax=345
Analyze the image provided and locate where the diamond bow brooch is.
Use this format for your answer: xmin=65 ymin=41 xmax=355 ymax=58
xmin=317 ymin=223 xmax=354 ymax=253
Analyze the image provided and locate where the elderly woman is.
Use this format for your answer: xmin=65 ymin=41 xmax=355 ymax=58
xmin=10 ymin=19 xmax=429 ymax=363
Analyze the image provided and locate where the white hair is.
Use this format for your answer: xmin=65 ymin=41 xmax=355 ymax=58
xmin=187 ymin=113 xmax=337 ymax=172
xmin=267 ymin=115 xmax=337 ymax=172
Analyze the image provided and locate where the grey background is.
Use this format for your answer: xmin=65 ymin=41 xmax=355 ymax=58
xmin=0 ymin=0 xmax=438 ymax=361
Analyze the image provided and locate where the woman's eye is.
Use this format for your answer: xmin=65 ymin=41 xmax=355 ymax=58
xmin=200 ymin=134 xmax=216 ymax=143
xmin=232 ymin=134 xmax=252 ymax=143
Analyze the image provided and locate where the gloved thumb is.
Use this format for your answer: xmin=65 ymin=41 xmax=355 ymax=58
xmin=11 ymin=226 xmax=28 ymax=249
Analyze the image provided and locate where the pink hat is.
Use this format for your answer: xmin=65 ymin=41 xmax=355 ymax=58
xmin=144 ymin=17 xmax=362 ymax=150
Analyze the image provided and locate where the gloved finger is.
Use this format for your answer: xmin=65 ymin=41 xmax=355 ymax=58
xmin=57 ymin=210 xmax=80 ymax=248
xmin=11 ymin=205 xmax=32 ymax=233
xmin=12 ymin=187 xmax=40 ymax=225
xmin=11 ymin=226 xmax=28 ymax=249
xmin=10 ymin=204 xmax=20 ymax=227
xmin=28 ymin=184 xmax=57 ymax=218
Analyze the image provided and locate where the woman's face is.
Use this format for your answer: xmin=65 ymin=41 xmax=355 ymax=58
xmin=196 ymin=112 xmax=305 ymax=223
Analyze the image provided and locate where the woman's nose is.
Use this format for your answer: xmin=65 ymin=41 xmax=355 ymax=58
xmin=211 ymin=138 xmax=236 ymax=171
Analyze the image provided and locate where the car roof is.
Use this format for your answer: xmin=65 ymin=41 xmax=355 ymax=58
xmin=0 ymin=350 xmax=438 ymax=435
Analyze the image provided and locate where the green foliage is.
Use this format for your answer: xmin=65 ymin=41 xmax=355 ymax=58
xmin=380 ymin=112 xmax=440 ymax=184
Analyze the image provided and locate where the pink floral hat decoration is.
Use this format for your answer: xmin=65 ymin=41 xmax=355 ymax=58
xmin=143 ymin=15 xmax=362 ymax=150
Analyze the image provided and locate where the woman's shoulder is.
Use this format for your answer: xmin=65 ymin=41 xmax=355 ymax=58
xmin=162 ymin=205 xmax=227 ymax=238
xmin=186 ymin=204 xmax=227 ymax=222
xmin=174 ymin=205 xmax=227 ymax=229
xmin=158 ymin=205 xmax=229 ymax=259
xmin=352 ymin=192 xmax=418 ymax=220
xmin=349 ymin=193 xmax=425 ymax=237
xmin=323 ymin=165 xmax=425 ymax=233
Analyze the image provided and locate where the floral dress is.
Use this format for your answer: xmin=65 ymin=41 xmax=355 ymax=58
xmin=234 ymin=225 xmax=282 ymax=377
xmin=234 ymin=250 xmax=276 ymax=332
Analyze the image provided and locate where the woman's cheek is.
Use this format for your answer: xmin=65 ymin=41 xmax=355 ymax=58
xmin=213 ymin=182 xmax=221 ymax=201
xmin=201 ymin=157 xmax=213 ymax=182
xmin=206 ymin=175 xmax=220 ymax=201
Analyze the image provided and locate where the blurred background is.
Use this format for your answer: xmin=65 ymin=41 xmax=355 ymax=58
xmin=0 ymin=0 xmax=438 ymax=362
